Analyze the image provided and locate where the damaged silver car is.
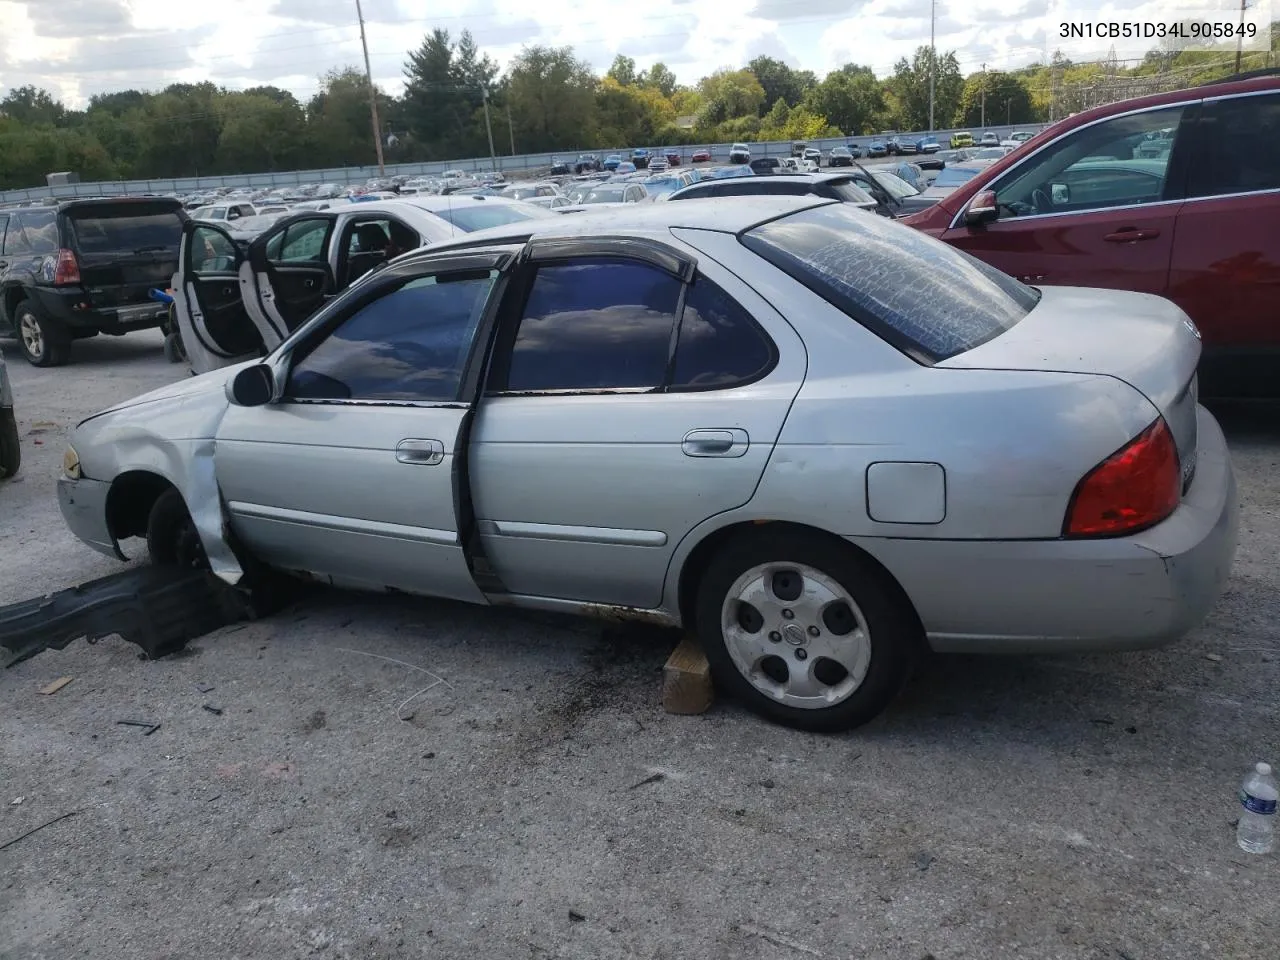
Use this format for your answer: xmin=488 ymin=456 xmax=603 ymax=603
xmin=55 ymin=198 xmax=1238 ymax=731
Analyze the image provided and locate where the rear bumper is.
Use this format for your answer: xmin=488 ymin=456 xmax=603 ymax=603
xmin=857 ymin=405 xmax=1239 ymax=654
xmin=30 ymin=287 xmax=169 ymax=334
xmin=58 ymin=475 xmax=122 ymax=560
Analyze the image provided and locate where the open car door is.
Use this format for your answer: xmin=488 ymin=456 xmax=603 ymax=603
xmin=173 ymin=221 xmax=264 ymax=375
xmin=240 ymin=214 xmax=338 ymax=350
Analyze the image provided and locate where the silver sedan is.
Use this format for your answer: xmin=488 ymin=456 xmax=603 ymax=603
xmin=55 ymin=197 xmax=1238 ymax=731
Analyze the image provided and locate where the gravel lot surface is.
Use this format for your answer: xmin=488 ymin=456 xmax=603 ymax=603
xmin=2 ymin=332 xmax=1278 ymax=960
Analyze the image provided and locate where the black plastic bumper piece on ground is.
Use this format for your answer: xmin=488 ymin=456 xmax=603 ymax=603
xmin=0 ymin=566 xmax=259 ymax=668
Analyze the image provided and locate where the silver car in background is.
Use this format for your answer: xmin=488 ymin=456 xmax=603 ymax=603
xmin=55 ymin=198 xmax=1238 ymax=731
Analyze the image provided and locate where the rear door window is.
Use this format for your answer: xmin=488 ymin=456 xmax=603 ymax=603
xmin=1186 ymin=92 xmax=1280 ymax=197
xmin=742 ymin=203 xmax=1039 ymax=363
xmin=497 ymin=259 xmax=682 ymax=392
xmin=670 ymin=276 xmax=775 ymax=390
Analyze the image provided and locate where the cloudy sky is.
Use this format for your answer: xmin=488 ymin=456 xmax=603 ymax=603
xmin=0 ymin=0 xmax=1270 ymax=108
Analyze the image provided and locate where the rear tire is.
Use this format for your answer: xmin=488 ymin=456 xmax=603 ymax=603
xmin=695 ymin=528 xmax=923 ymax=732
xmin=15 ymin=301 xmax=71 ymax=367
xmin=146 ymin=488 xmax=208 ymax=569
xmin=0 ymin=409 xmax=19 ymax=479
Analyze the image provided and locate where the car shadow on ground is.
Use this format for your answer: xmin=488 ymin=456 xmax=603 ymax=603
xmin=0 ymin=330 xmax=168 ymax=369
xmin=1204 ymin=398 xmax=1280 ymax=443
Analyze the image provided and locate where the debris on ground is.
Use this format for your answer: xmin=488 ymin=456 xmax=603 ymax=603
xmin=0 ymin=810 xmax=79 ymax=851
xmin=116 ymin=719 xmax=161 ymax=736
xmin=568 ymin=910 xmax=586 ymax=922
xmin=1205 ymin=653 xmax=1223 ymax=662
xmin=38 ymin=676 xmax=74 ymax=695
xmin=10 ymin=797 xmax=23 ymax=805
xmin=916 ymin=851 xmax=936 ymax=871
xmin=629 ymin=772 xmax=664 ymax=790
xmin=202 ymin=704 xmax=223 ymax=716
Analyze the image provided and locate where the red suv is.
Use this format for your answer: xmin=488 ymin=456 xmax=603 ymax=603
xmin=900 ymin=71 xmax=1280 ymax=397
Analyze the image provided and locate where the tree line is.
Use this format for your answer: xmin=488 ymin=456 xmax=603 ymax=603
xmin=0 ymin=24 xmax=1274 ymax=189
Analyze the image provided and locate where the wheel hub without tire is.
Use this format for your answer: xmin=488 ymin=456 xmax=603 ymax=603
xmin=720 ymin=562 xmax=872 ymax=710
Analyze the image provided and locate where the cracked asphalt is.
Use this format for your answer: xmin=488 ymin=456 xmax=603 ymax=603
xmin=1 ymin=331 xmax=1277 ymax=960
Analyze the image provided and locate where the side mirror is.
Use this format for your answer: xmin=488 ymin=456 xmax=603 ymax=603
xmin=227 ymin=363 xmax=275 ymax=407
xmin=1051 ymin=182 xmax=1070 ymax=205
xmin=963 ymin=189 xmax=999 ymax=228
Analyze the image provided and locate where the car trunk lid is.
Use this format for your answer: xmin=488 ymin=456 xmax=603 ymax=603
xmin=940 ymin=285 xmax=1201 ymax=490
xmin=64 ymin=200 xmax=184 ymax=307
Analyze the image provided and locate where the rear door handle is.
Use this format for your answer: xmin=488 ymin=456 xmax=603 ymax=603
xmin=682 ymin=428 xmax=749 ymax=458
xmin=1104 ymin=228 xmax=1160 ymax=243
xmin=396 ymin=438 xmax=444 ymax=465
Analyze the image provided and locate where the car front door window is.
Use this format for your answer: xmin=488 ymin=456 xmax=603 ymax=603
xmin=993 ymin=105 xmax=1186 ymax=217
xmin=287 ymin=272 xmax=497 ymax=402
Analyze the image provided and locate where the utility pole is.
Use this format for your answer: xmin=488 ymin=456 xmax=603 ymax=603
xmin=481 ymin=88 xmax=498 ymax=171
xmin=1006 ymin=97 xmax=1011 ymax=124
xmin=980 ymin=63 xmax=986 ymax=128
xmin=507 ymin=109 xmax=516 ymax=156
xmin=355 ymin=0 xmax=385 ymax=176
xmin=928 ymin=0 xmax=936 ymax=132
xmin=1234 ymin=0 xmax=1247 ymax=74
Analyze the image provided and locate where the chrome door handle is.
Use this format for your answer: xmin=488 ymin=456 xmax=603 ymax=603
xmin=396 ymin=438 xmax=444 ymax=465
xmin=682 ymin=428 xmax=749 ymax=458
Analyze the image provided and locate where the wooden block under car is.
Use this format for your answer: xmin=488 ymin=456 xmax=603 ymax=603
xmin=662 ymin=635 xmax=714 ymax=715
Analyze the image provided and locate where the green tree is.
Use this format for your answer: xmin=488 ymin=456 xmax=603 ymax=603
xmin=803 ymin=65 xmax=884 ymax=135
xmin=0 ymin=86 xmax=66 ymax=127
xmin=956 ymin=70 xmax=1034 ymax=127
xmin=641 ymin=62 xmax=677 ymax=98
xmin=215 ymin=93 xmax=308 ymax=173
xmin=506 ymin=46 xmax=600 ymax=152
xmin=307 ymin=67 xmax=394 ymax=168
xmin=889 ymin=47 xmax=962 ymax=131
xmin=747 ymin=56 xmax=815 ymax=114
xmin=606 ymin=54 xmax=638 ymax=87
xmin=401 ymin=29 xmax=498 ymax=160
xmin=697 ymin=68 xmax=766 ymax=125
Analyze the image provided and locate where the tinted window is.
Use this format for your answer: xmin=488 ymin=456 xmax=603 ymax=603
xmin=191 ymin=225 xmax=237 ymax=273
xmin=287 ymin=272 xmax=496 ymax=402
xmin=502 ymin=259 xmax=681 ymax=392
xmin=671 ymin=277 xmax=774 ymax=389
xmin=432 ymin=204 xmax=539 ymax=232
xmin=993 ymin=105 xmax=1184 ymax=216
xmin=13 ymin=211 xmax=56 ymax=254
xmin=67 ymin=208 xmax=182 ymax=255
xmin=1187 ymin=92 xmax=1280 ymax=197
xmin=824 ymin=181 xmax=876 ymax=204
xmin=742 ymin=203 xmax=1039 ymax=363
xmin=278 ymin=219 xmax=328 ymax=261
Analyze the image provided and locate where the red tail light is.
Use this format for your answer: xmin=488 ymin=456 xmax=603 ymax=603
xmin=1064 ymin=418 xmax=1180 ymax=538
xmin=52 ymin=248 xmax=80 ymax=286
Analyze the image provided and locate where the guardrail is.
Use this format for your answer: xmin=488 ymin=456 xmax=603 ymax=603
xmin=0 ymin=124 xmax=1051 ymax=204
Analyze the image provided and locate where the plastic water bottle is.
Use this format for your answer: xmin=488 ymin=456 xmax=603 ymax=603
xmin=1237 ymin=762 xmax=1276 ymax=854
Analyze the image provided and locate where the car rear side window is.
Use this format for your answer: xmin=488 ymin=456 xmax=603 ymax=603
xmin=742 ymin=203 xmax=1039 ymax=363
xmin=500 ymin=259 xmax=681 ymax=392
xmin=1187 ymin=92 xmax=1280 ymax=197
xmin=8 ymin=211 xmax=56 ymax=255
xmin=671 ymin=276 xmax=775 ymax=390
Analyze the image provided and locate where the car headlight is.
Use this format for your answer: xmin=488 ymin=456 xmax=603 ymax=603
xmin=62 ymin=445 xmax=81 ymax=479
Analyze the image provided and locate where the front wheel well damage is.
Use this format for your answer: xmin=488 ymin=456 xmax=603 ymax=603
xmin=106 ymin=471 xmax=177 ymax=543
xmin=675 ymin=519 xmax=923 ymax=634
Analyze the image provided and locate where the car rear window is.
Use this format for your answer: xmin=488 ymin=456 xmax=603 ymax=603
xmin=932 ymin=166 xmax=983 ymax=187
xmin=824 ymin=180 xmax=877 ymax=204
xmin=433 ymin=203 xmax=540 ymax=232
xmin=66 ymin=203 xmax=183 ymax=255
xmin=741 ymin=203 xmax=1040 ymax=363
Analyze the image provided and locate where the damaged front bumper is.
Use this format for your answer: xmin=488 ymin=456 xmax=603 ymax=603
xmin=0 ymin=566 xmax=258 ymax=667
xmin=57 ymin=475 xmax=123 ymax=560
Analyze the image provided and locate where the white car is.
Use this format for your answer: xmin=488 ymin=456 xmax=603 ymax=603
xmin=189 ymin=202 xmax=257 ymax=222
xmin=728 ymin=142 xmax=751 ymax=164
xmin=172 ymin=195 xmax=555 ymax=376
xmin=801 ymin=158 xmax=820 ymax=173
xmin=999 ymin=131 xmax=1037 ymax=148
xmin=979 ymin=132 xmax=1001 ymax=146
